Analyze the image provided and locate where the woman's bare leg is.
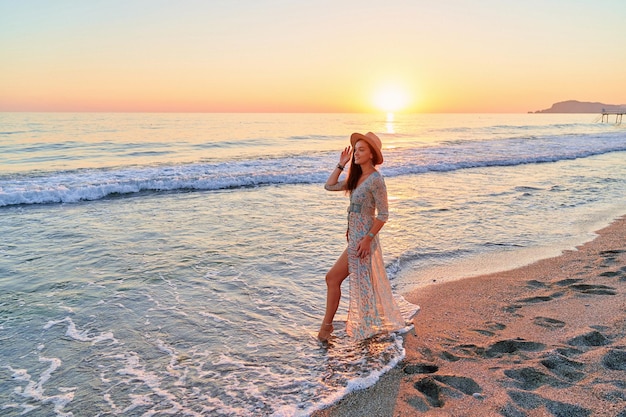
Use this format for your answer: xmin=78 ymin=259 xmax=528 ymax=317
xmin=318 ymin=249 xmax=349 ymax=341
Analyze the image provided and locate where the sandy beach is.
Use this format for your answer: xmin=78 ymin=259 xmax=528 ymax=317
xmin=313 ymin=216 xmax=626 ymax=417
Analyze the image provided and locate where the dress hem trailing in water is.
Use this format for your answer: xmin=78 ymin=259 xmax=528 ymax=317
xmin=338 ymin=171 xmax=420 ymax=340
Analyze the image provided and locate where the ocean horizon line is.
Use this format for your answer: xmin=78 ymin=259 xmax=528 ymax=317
xmin=0 ymin=109 xmax=613 ymax=115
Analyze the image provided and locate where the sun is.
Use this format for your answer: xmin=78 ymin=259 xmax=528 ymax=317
xmin=372 ymin=85 xmax=410 ymax=113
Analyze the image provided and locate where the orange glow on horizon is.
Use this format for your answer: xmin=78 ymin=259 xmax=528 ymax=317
xmin=1 ymin=2 xmax=624 ymax=114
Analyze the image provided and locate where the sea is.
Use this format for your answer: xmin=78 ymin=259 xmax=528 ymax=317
xmin=1 ymin=112 xmax=625 ymax=416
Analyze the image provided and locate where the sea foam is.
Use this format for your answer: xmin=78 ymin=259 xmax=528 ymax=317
xmin=1 ymin=131 xmax=624 ymax=207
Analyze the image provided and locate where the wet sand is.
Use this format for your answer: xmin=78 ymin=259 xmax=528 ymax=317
xmin=313 ymin=216 xmax=626 ymax=417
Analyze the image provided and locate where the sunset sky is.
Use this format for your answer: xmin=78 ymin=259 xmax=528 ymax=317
xmin=1 ymin=0 xmax=625 ymax=113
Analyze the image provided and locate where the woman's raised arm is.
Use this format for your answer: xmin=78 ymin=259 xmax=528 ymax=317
xmin=325 ymin=146 xmax=351 ymax=191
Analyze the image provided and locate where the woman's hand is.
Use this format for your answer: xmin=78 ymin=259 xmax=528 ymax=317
xmin=339 ymin=146 xmax=352 ymax=167
xmin=356 ymin=235 xmax=372 ymax=258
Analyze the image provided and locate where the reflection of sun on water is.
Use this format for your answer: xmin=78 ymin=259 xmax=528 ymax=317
xmin=386 ymin=113 xmax=395 ymax=134
xmin=373 ymin=86 xmax=410 ymax=134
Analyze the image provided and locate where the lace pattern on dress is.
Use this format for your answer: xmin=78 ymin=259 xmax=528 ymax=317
xmin=343 ymin=172 xmax=405 ymax=340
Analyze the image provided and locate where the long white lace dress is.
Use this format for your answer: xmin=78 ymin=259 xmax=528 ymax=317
xmin=326 ymin=171 xmax=416 ymax=340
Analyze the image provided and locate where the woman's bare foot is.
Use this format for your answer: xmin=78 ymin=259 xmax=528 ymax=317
xmin=317 ymin=323 xmax=334 ymax=342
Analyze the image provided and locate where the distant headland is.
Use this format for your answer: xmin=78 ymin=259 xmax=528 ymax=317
xmin=532 ymin=100 xmax=626 ymax=113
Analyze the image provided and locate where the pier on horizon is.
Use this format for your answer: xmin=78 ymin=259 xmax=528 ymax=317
xmin=601 ymin=108 xmax=624 ymax=124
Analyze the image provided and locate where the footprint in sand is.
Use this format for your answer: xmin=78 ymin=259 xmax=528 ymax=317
xmin=445 ymin=339 xmax=546 ymax=359
xmin=555 ymin=346 xmax=584 ymax=357
xmin=526 ymin=279 xmax=549 ymax=288
xmin=411 ymin=375 xmax=483 ymax=410
xmin=485 ymin=339 xmax=546 ymax=358
xmin=567 ymin=330 xmax=610 ymax=347
xmin=516 ymin=292 xmax=565 ymax=304
xmin=602 ymin=349 xmax=626 ymax=371
xmin=433 ymin=375 xmax=482 ymax=396
xmin=413 ymin=377 xmax=444 ymax=408
xmin=599 ymin=250 xmax=626 ymax=255
xmin=598 ymin=268 xmax=626 ymax=283
xmin=540 ymin=353 xmax=585 ymax=383
xmin=439 ymin=350 xmax=462 ymax=362
xmin=504 ymin=366 xmax=570 ymax=390
xmin=599 ymin=249 xmax=626 ymax=269
xmin=598 ymin=270 xmax=621 ymax=277
xmin=502 ymin=304 xmax=523 ymax=315
xmin=554 ymin=278 xmax=582 ymax=286
xmin=508 ymin=279 xmax=617 ymax=315
xmin=506 ymin=390 xmax=592 ymax=417
xmin=599 ymin=249 xmax=625 ymax=261
xmin=503 ymin=350 xmax=586 ymax=390
xmin=569 ymin=283 xmax=617 ymax=295
xmin=471 ymin=321 xmax=507 ymax=337
xmin=533 ymin=316 xmax=566 ymax=328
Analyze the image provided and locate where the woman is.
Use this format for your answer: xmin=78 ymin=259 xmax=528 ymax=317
xmin=318 ymin=132 xmax=407 ymax=342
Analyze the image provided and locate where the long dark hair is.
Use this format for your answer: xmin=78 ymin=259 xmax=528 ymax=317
xmin=345 ymin=141 xmax=378 ymax=194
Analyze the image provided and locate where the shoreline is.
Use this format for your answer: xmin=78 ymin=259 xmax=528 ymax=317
xmin=312 ymin=215 xmax=626 ymax=416
xmin=394 ymin=206 xmax=626 ymax=294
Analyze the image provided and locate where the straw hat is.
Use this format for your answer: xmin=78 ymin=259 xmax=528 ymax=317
xmin=350 ymin=132 xmax=384 ymax=165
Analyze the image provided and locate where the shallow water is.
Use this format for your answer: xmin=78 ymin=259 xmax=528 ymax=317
xmin=1 ymin=112 xmax=625 ymax=415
